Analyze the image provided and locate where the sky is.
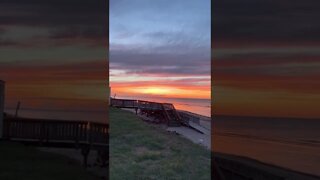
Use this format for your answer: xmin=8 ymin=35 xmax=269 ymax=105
xmin=212 ymin=0 xmax=320 ymax=119
xmin=0 ymin=0 xmax=108 ymax=119
xmin=2 ymin=0 xmax=318 ymax=119
xmin=110 ymin=0 xmax=211 ymax=100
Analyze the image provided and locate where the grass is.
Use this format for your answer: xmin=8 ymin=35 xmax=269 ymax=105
xmin=0 ymin=141 xmax=99 ymax=180
xmin=109 ymin=107 xmax=211 ymax=180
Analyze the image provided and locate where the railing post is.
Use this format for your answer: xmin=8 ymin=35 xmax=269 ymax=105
xmin=81 ymin=145 xmax=90 ymax=168
xmin=39 ymin=121 xmax=45 ymax=144
xmin=87 ymin=122 xmax=91 ymax=144
xmin=0 ymin=80 xmax=5 ymax=139
xmin=74 ymin=123 xmax=79 ymax=148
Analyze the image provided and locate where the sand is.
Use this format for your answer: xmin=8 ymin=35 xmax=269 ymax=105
xmin=214 ymin=133 xmax=320 ymax=178
xmin=213 ymin=115 xmax=320 ymax=178
xmin=215 ymin=152 xmax=320 ymax=180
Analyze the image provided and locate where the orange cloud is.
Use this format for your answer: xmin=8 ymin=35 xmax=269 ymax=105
xmin=111 ymin=82 xmax=210 ymax=100
xmin=212 ymin=44 xmax=320 ymax=119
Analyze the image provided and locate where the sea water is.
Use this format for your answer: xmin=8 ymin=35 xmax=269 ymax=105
xmin=213 ymin=116 xmax=320 ymax=176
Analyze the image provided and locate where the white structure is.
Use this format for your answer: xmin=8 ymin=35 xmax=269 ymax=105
xmin=0 ymin=80 xmax=4 ymax=138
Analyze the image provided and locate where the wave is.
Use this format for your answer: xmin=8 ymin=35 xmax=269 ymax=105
xmin=174 ymin=102 xmax=211 ymax=108
xmin=214 ymin=131 xmax=320 ymax=148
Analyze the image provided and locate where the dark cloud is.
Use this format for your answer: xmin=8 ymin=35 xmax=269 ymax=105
xmin=212 ymin=0 xmax=320 ymax=94
xmin=212 ymin=0 xmax=320 ymax=43
xmin=110 ymin=50 xmax=210 ymax=76
xmin=0 ymin=0 xmax=107 ymax=46
xmin=113 ymin=64 xmax=210 ymax=76
xmin=111 ymin=78 xmax=210 ymax=88
xmin=0 ymin=60 xmax=107 ymax=82
xmin=110 ymin=0 xmax=210 ymax=79
xmin=144 ymin=31 xmax=209 ymax=51
xmin=0 ymin=0 xmax=106 ymax=26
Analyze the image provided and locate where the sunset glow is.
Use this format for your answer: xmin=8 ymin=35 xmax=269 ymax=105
xmin=0 ymin=1 xmax=108 ymax=120
xmin=136 ymin=87 xmax=174 ymax=95
xmin=113 ymin=84 xmax=210 ymax=99
xmin=110 ymin=0 xmax=211 ymax=110
xmin=212 ymin=0 xmax=320 ymax=119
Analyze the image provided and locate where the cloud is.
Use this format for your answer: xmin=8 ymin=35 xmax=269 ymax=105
xmin=0 ymin=0 xmax=107 ymax=47
xmin=110 ymin=0 xmax=210 ymax=77
xmin=110 ymin=50 xmax=210 ymax=76
xmin=212 ymin=0 xmax=320 ymax=99
xmin=0 ymin=0 xmax=109 ymax=114
xmin=0 ymin=60 xmax=108 ymax=82
xmin=213 ymin=47 xmax=320 ymax=94
xmin=0 ymin=0 xmax=106 ymax=27
xmin=212 ymin=0 xmax=320 ymax=43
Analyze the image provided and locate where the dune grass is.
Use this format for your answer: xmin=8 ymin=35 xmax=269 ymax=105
xmin=0 ymin=141 xmax=98 ymax=180
xmin=109 ymin=107 xmax=211 ymax=180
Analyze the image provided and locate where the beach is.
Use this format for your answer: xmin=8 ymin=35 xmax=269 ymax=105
xmin=213 ymin=115 xmax=320 ymax=178
xmin=215 ymin=153 xmax=320 ymax=180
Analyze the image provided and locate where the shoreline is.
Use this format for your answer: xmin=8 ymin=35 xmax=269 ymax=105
xmin=177 ymin=109 xmax=211 ymax=131
xmin=177 ymin=109 xmax=211 ymax=121
xmin=214 ymin=129 xmax=320 ymax=177
xmin=215 ymin=152 xmax=320 ymax=180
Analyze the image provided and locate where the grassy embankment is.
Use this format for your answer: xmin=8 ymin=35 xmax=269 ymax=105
xmin=109 ymin=107 xmax=211 ymax=180
xmin=0 ymin=142 xmax=98 ymax=180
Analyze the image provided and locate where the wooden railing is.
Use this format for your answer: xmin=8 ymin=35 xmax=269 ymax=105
xmin=110 ymin=98 xmax=176 ymax=111
xmin=90 ymin=122 xmax=109 ymax=144
xmin=2 ymin=118 xmax=108 ymax=145
xmin=137 ymin=100 xmax=163 ymax=110
xmin=1 ymin=117 xmax=108 ymax=167
xmin=110 ymin=98 xmax=184 ymax=126
xmin=110 ymin=98 xmax=138 ymax=108
xmin=162 ymin=103 xmax=175 ymax=110
xmin=179 ymin=111 xmax=200 ymax=124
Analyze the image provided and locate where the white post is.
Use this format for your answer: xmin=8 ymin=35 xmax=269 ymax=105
xmin=0 ymin=80 xmax=5 ymax=139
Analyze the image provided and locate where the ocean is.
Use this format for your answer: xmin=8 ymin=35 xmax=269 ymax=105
xmin=117 ymin=96 xmax=211 ymax=117
xmin=213 ymin=116 xmax=320 ymax=177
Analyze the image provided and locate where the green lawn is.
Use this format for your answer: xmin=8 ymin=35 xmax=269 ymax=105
xmin=0 ymin=142 xmax=98 ymax=180
xmin=109 ymin=107 xmax=211 ymax=180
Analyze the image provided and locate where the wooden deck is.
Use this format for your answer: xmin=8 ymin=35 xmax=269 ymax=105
xmin=1 ymin=117 xmax=108 ymax=167
xmin=110 ymin=98 xmax=183 ymax=127
xmin=110 ymin=98 xmax=138 ymax=109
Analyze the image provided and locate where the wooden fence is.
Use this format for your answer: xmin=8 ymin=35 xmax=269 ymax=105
xmin=2 ymin=118 xmax=108 ymax=145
